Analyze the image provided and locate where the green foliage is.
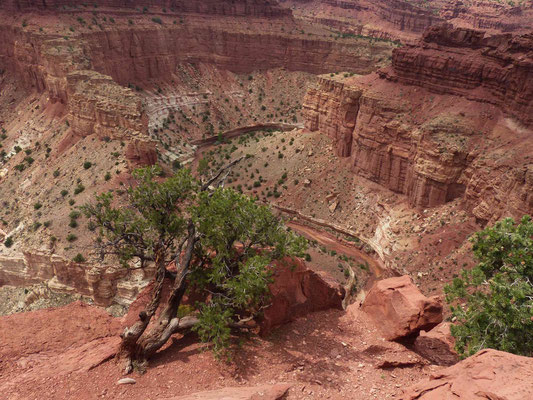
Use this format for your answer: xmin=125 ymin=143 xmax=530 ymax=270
xmin=4 ymin=236 xmax=13 ymax=248
xmin=84 ymin=165 xmax=306 ymax=356
xmin=74 ymin=184 xmax=85 ymax=195
xmin=445 ymin=216 xmax=533 ymax=357
xmin=73 ymin=253 xmax=86 ymax=263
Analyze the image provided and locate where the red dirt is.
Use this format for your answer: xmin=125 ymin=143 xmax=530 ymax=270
xmin=0 ymin=302 xmax=435 ymax=400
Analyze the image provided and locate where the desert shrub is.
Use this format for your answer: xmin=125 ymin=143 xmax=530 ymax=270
xmin=4 ymin=236 xmax=14 ymax=247
xmin=445 ymin=216 xmax=533 ymax=357
xmin=73 ymin=253 xmax=86 ymax=263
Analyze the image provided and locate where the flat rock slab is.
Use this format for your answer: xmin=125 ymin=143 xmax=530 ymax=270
xmin=165 ymin=383 xmax=291 ymax=400
xmin=401 ymin=349 xmax=533 ymax=400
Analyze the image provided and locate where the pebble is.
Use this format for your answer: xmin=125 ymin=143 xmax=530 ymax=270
xmin=116 ymin=378 xmax=136 ymax=385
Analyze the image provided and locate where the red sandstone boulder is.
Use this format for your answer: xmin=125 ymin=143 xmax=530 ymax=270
xmin=362 ymin=275 xmax=442 ymax=340
xmin=414 ymin=322 xmax=459 ymax=366
xmin=260 ymin=258 xmax=345 ymax=334
xmin=401 ymin=349 xmax=533 ymax=400
xmin=166 ymin=383 xmax=291 ymax=400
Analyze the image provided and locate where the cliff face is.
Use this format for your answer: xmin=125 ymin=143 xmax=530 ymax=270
xmin=441 ymin=0 xmax=533 ymax=33
xmin=0 ymin=251 xmax=151 ymax=306
xmin=303 ymin=25 xmax=533 ymax=220
xmin=283 ymin=0 xmax=532 ymax=44
xmin=303 ymin=77 xmax=473 ymax=209
xmin=1 ymin=0 xmax=292 ymax=17
xmin=387 ymin=23 xmax=533 ymax=127
xmin=83 ymin=25 xmax=391 ymax=85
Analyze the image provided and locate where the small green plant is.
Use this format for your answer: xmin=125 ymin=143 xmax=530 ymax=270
xmin=61 ymin=189 xmax=68 ymax=197
xmin=74 ymin=184 xmax=85 ymax=195
xmin=83 ymin=161 xmax=92 ymax=169
xmin=152 ymin=17 xmax=163 ymax=24
xmin=4 ymin=236 xmax=14 ymax=248
xmin=73 ymin=253 xmax=86 ymax=263
xmin=104 ymin=171 xmax=111 ymax=181
xmin=53 ymin=169 xmax=60 ymax=177
xmin=66 ymin=233 xmax=77 ymax=242
xmin=34 ymin=202 xmax=42 ymax=210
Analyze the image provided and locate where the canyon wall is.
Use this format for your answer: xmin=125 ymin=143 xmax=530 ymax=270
xmin=441 ymin=0 xmax=533 ymax=33
xmin=303 ymin=24 xmax=533 ymax=220
xmin=387 ymin=23 xmax=533 ymax=127
xmin=84 ymin=26 xmax=389 ymax=85
xmin=283 ymin=0 xmax=532 ymax=44
xmin=0 ymin=251 xmax=152 ymax=306
xmin=1 ymin=0 xmax=292 ymax=17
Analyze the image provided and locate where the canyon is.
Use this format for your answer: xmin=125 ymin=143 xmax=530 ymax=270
xmin=0 ymin=0 xmax=531 ymax=399
xmin=303 ymin=23 xmax=533 ymax=220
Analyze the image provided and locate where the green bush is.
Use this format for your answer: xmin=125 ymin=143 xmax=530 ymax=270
xmin=83 ymin=161 xmax=92 ymax=169
xmin=74 ymin=184 xmax=85 ymax=195
xmin=4 ymin=236 xmax=14 ymax=248
xmin=66 ymin=233 xmax=77 ymax=242
xmin=445 ymin=216 xmax=533 ymax=357
xmin=73 ymin=253 xmax=86 ymax=263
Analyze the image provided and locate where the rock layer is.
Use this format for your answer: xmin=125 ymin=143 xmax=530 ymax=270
xmin=0 ymin=251 xmax=151 ymax=306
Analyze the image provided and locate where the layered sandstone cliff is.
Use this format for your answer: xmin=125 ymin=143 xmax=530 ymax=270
xmin=283 ymin=0 xmax=532 ymax=44
xmin=1 ymin=0 xmax=292 ymax=17
xmin=303 ymin=25 xmax=533 ymax=220
xmin=386 ymin=23 xmax=533 ymax=127
xmin=0 ymin=251 xmax=151 ymax=306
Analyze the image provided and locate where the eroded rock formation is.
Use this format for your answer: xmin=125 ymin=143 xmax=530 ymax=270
xmin=414 ymin=322 xmax=458 ymax=366
xmin=303 ymin=24 xmax=533 ymax=219
xmin=388 ymin=23 xmax=533 ymax=127
xmin=261 ymin=257 xmax=345 ymax=334
xmin=0 ymin=251 xmax=151 ymax=306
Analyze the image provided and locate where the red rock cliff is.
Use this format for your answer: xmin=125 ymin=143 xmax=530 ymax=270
xmin=303 ymin=25 xmax=533 ymax=220
xmin=387 ymin=23 xmax=533 ymax=127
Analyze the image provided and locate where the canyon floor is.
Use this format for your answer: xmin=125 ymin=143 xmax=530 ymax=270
xmin=0 ymin=1 xmax=532 ymax=399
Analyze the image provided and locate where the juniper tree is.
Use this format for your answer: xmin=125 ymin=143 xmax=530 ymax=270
xmin=445 ymin=216 xmax=533 ymax=357
xmin=83 ymin=161 xmax=306 ymax=373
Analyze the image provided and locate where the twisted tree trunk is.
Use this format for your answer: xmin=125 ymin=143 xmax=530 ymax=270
xmin=117 ymin=224 xmax=197 ymax=373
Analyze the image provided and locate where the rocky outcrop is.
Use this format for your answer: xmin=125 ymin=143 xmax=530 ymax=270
xmin=388 ymin=23 xmax=533 ymax=127
xmin=167 ymin=384 xmax=291 ymax=400
xmin=414 ymin=322 xmax=458 ymax=366
xmin=441 ymin=0 xmax=533 ymax=33
xmin=66 ymin=69 xmax=157 ymax=165
xmin=0 ymin=251 xmax=151 ymax=306
xmin=261 ymin=257 xmax=345 ymax=334
xmin=362 ymin=275 xmax=443 ymax=340
xmin=402 ymin=349 xmax=533 ymax=400
xmin=303 ymin=75 xmax=474 ymax=208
